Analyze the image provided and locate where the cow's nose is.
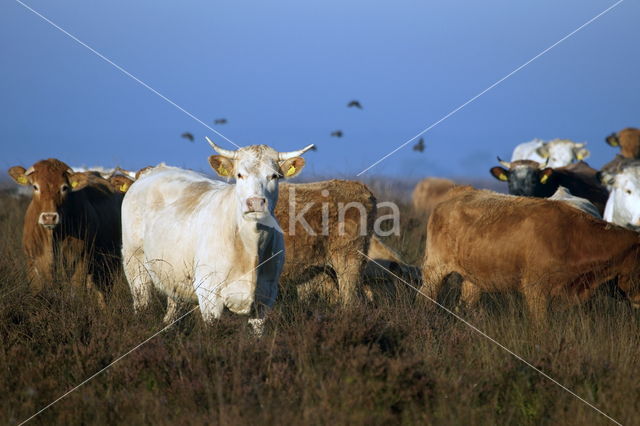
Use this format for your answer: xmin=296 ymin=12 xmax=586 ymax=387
xmin=246 ymin=197 xmax=267 ymax=213
xmin=39 ymin=212 xmax=60 ymax=228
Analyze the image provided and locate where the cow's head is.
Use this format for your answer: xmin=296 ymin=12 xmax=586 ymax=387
xmin=536 ymin=140 xmax=589 ymax=168
xmin=206 ymin=137 xmax=314 ymax=221
xmin=490 ymin=158 xmax=554 ymax=197
xmin=602 ymin=166 xmax=640 ymax=229
xmin=8 ymin=159 xmax=91 ymax=229
xmin=606 ymin=129 xmax=640 ymax=159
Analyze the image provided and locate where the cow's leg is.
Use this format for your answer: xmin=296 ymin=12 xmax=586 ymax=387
xmin=122 ymin=248 xmax=153 ymax=313
xmin=194 ymin=279 xmax=224 ymax=324
xmin=459 ymin=279 xmax=482 ymax=310
xmin=28 ymin=255 xmax=52 ymax=294
xmin=330 ymin=251 xmax=363 ymax=305
xmin=163 ymin=296 xmax=182 ymax=324
xmin=418 ymin=263 xmax=448 ymax=309
xmin=522 ymin=285 xmax=548 ymax=326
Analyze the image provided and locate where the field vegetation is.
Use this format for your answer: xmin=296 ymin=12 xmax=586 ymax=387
xmin=1 ymin=185 xmax=638 ymax=425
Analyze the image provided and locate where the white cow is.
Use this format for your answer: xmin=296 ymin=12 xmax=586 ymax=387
xmin=603 ymin=165 xmax=640 ymax=230
xmin=511 ymin=139 xmax=589 ymax=168
xmin=121 ymin=138 xmax=314 ymax=330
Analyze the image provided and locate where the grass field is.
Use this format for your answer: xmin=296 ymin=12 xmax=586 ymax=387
xmin=1 ymin=189 xmax=639 ymax=425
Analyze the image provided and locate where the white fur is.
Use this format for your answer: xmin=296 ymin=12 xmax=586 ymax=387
xmin=121 ymin=164 xmax=284 ymax=324
xmin=604 ymin=166 xmax=640 ymax=229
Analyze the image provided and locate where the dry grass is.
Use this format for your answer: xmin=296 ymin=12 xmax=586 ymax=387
xmin=1 ymin=190 xmax=639 ymax=426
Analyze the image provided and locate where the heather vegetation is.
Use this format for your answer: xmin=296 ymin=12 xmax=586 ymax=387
xmin=1 ymin=189 xmax=638 ymax=425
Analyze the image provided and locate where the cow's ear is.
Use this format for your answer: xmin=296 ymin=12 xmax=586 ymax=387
xmin=208 ymin=155 xmax=234 ymax=178
xmin=109 ymin=175 xmax=134 ymax=193
xmin=540 ymin=168 xmax=553 ymax=184
xmin=67 ymin=172 xmax=90 ymax=191
xmin=279 ymin=157 xmax=305 ymax=179
xmin=535 ymin=145 xmax=550 ymax=158
xmin=606 ymin=133 xmax=619 ymax=147
xmin=8 ymin=166 xmax=29 ymax=185
xmin=576 ymin=148 xmax=590 ymax=161
xmin=135 ymin=166 xmax=153 ymax=180
xmin=490 ymin=167 xmax=509 ymax=182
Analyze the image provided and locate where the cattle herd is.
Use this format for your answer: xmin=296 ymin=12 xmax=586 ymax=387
xmin=6 ymin=127 xmax=640 ymax=330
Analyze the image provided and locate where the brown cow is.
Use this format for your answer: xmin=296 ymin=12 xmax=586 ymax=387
xmin=420 ymin=186 xmax=640 ymax=324
xmin=606 ymin=127 xmax=640 ymax=159
xmin=275 ymin=180 xmax=376 ymax=304
xmin=490 ymin=159 xmax=609 ymax=215
xmin=411 ymin=177 xmax=456 ymax=217
xmin=8 ymin=159 xmax=124 ymax=301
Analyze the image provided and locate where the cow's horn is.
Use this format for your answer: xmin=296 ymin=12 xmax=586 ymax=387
xmin=539 ymin=158 xmax=550 ymax=169
xmin=25 ymin=167 xmax=35 ymax=176
xmin=206 ymin=137 xmax=238 ymax=159
xmin=497 ymin=156 xmax=511 ymax=168
xmin=278 ymin=144 xmax=315 ymax=160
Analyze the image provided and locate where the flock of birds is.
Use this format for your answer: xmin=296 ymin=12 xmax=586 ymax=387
xmin=179 ymin=100 xmax=428 ymax=153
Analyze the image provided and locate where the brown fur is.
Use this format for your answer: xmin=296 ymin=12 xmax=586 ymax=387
xmin=608 ymin=128 xmax=640 ymax=159
xmin=275 ymin=180 xmax=377 ymax=304
xmin=411 ymin=177 xmax=456 ymax=217
xmin=420 ymin=186 xmax=640 ymax=323
xmin=9 ymin=159 xmax=123 ymax=300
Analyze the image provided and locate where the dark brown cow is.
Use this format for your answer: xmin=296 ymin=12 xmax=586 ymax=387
xmin=275 ymin=180 xmax=376 ymax=304
xmin=606 ymin=127 xmax=640 ymax=159
xmin=490 ymin=159 xmax=609 ymax=215
xmin=420 ymin=186 xmax=640 ymax=323
xmin=8 ymin=159 xmax=124 ymax=302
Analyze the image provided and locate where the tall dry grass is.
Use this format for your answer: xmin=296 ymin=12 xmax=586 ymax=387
xmin=1 ymin=190 xmax=639 ymax=425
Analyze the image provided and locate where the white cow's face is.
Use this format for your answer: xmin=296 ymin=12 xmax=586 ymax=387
xmin=606 ymin=169 xmax=640 ymax=229
xmin=537 ymin=141 xmax=589 ymax=168
xmin=208 ymin=142 xmax=310 ymax=222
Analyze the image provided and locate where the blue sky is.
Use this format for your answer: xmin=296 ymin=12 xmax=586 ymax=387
xmin=1 ymin=0 xmax=638 ymax=179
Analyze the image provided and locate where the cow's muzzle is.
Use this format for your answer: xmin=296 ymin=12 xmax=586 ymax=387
xmin=245 ymin=197 xmax=267 ymax=214
xmin=39 ymin=212 xmax=60 ymax=229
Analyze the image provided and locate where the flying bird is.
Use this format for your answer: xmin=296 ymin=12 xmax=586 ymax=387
xmin=413 ymin=137 xmax=425 ymax=153
xmin=331 ymin=130 xmax=343 ymax=138
xmin=214 ymin=118 xmax=228 ymax=125
xmin=181 ymin=132 xmax=194 ymax=142
xmin=347 ymin=100 xmax=362 ymax=109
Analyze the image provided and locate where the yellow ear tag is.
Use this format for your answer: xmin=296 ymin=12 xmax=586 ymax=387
xmin=71 ymin=180 xmax=79 ymax=188
xmin=218 ymin=165 xmax=229 ymax=176
xmin=286 ymin=165 xmax=296 ymax=177
xmin=120 ymin=183 xmax=129 ymax=192
xmin=17 ymin=176 xmax=28 ymax=185
xmin=498 ymin=173 xmax=508 ymax=182
xmin=577 ymin=153 xmax=584 ymax=160
xmin=540 ymin=174 xmax=549 ymax=184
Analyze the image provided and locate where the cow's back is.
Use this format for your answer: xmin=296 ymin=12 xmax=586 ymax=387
xmin=426 ymin=187 xmax=638 ymax=292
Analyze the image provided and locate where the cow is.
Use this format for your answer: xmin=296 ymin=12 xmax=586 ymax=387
xmin=121 ymin=139 xmax=314 ymax=330
xmin=419 ymin=186 xmax=640 ymax=324
xmin=8 ymin=159 xmax=124 ymax=302
xmin=411 ymin=177 xmax=456 ymax=217
xmin=511 ymin=138 xmax=589 ymax=168
xmin=605 ymin=128 xmax=640 ymax=159
xmin=490 ymin=158 xmax=609 ymax=215
xmin=275 ymin=180 xmax=376 ymax=304
xmin=602 ymin=164 xmax=640 ymax=230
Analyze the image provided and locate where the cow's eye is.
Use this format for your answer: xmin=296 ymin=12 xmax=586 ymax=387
xmin=32 ymin=184 xmax=39 ymax=192
xmin=626 ymin=189 xmax=632 ymax=195
xmin=270 ymin=173 xmax=279 ymax=180
xmin=61 ymin=184 xmax=69 ymax=193
xmin=237 ymin=173 xmax=244 ymax=179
